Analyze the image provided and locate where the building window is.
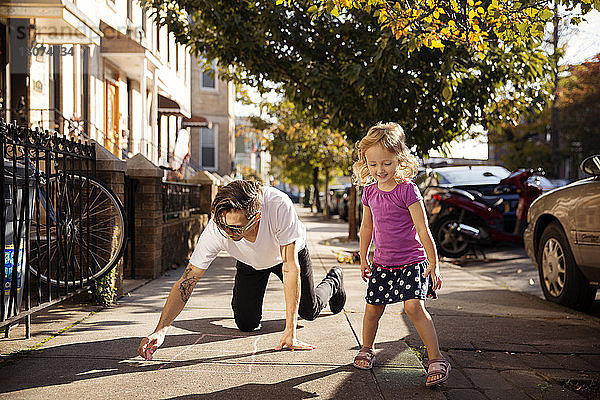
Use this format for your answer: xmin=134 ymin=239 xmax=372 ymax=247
xmin=201 ymin=60 xmax=217 ymax=89
xmin=199 ymin=125 xmax=217 ymax=169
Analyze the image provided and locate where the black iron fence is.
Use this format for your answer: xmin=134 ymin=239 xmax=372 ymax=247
xmin=1 ymin=120 xmax=125 ymax=337
xmin=162 ymin=181 xmax=204 ymax=221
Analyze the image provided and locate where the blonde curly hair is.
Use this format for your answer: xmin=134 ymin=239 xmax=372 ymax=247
xmin=352 ymin=122 xmax=419 ymax=186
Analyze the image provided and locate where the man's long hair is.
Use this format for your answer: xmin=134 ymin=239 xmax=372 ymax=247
xmin=212 ymin=180 xmax=263 ymax=229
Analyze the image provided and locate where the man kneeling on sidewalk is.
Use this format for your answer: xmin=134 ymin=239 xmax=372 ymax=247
xmin=138 ymin=180 xmax=346 ymax=359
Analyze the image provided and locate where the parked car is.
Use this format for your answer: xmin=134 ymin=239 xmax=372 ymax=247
xmin=524 ymin=154 xmax=600 ymax=311
xmin=414 ymin=165 xmax=554 ymax=257
xmin=338 ymin=187 xmax=350 ymax=220
xmin=414 ymin=165 xmax=518 ymax=215
xmin=327 ymin=184 xmax=350 ymax=215
xmin=276 ymin=187 xmax=300 ymax=203
xmin=339 ymin=186 xmax=363 ymax=223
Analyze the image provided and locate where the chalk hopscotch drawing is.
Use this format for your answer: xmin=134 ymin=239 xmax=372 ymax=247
xmin=157 ymin=333 xmax=261 ymax=373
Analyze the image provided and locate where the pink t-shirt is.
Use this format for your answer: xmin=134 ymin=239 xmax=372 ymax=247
xmin=361 ymin=181 xmax=427 ymax=266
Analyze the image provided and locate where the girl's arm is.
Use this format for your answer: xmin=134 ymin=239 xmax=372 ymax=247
xmin=359 ymin=205 xmax=374 ymax=281
xmin=408 ymin=201 xmax=442 ymax=290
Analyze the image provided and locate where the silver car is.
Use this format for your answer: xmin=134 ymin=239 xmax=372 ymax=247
xmin=524 ymin=154 xmax=600 ymax=310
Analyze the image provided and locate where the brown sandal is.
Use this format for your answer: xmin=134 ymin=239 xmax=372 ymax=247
xmin=426 ymin=358 xmax=451 ymax=386
xmin=353 ymin=348 xmax=376 ymax=370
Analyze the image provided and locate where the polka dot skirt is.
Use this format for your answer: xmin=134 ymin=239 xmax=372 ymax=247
xmin=365 ymin=260 xmax=437 ymax=305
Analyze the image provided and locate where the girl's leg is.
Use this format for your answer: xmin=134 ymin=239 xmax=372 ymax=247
xmin=355 ymin=303 xmax=385 ymax=368
xmin=403 ymin=299 xmax=443 ymax=360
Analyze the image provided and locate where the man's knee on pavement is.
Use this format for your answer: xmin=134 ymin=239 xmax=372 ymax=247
xmin=235 ymin=317 xmax=261 ymax=332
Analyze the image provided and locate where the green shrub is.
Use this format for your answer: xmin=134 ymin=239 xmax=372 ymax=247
xmin=90 ymin=267 xmax=117 ymax=306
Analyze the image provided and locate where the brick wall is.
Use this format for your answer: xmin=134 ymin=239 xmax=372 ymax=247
xmin=125 ymin=153 xmax=217 ymax=280
xmin=161 ymin=214 xmax=209 ymax=272
xmin=131 ymin=177 xmax=163 ymax=279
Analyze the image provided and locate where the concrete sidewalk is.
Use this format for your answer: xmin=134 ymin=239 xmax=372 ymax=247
xmin=0 ymin=207 xmax=598 ymax=399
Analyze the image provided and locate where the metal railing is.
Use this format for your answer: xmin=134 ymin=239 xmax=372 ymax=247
xmin=1 ymin=120 xmax=100 ymax=336
xmin=28 ymin=108 xmax=89 ymax=140
xmin=162 ymin=181 xmax=204 ymax=221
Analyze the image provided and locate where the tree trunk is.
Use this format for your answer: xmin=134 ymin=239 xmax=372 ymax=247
xmin=312 ymin=166 xmax=322 ymax=213
xmin=303 ymin=186 xmax=311 ymax=207
xmin=348 ymin=185 xmax=358 ymax=241
xmin=324 ymin=166 xmax=330 ymax=218
xmin=551 ymin=1 xmax=561 ymax=179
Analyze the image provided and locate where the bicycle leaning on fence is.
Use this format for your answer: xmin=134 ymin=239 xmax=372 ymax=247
xmin=2 ymin=123 xmax=127 ymax=291
xmin=27 ymin=169 xmax=127 ymax=287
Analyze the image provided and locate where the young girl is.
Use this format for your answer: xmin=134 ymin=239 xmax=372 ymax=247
xmin=351 ymin=122 xmax=450 ymax=387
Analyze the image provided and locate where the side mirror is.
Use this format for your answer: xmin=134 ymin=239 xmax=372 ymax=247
xmin=580 ymin=154 xmax=600 ymax=176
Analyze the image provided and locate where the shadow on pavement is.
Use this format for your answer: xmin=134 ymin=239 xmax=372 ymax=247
xmin=172 ymin=317 xmax=291 ymax=334
xmin=0 ymin=300 xmax=429 ymax=400
xmin=163 ymin=365 xmax=367 ymax=400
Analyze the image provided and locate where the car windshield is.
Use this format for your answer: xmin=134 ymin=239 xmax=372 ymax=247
xmin=436 ymin=166 xmax=511 ymax=186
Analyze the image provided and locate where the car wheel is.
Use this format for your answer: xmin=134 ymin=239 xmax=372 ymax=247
xmin=433 ymin=215 xmax=471 ymax=258
xmin=537 ymin=222 xmax=597 ymax=311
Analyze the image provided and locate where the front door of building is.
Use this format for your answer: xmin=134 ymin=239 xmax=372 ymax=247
xmin=104 ymin=68 xmax=119 ymax=156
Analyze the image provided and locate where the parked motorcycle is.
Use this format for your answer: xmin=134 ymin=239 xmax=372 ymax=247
xmin=419 ymin=167 xmax=550 ymax=258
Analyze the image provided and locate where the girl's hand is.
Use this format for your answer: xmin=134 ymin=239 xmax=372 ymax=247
xmin=361 ymin=263 xmax=372 ymax=282
xmin=423 ymin=263 xmax=442 ymax=291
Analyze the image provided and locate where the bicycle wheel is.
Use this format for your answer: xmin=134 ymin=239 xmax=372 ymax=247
xmin=28 ymin=173 xmax=126 ymax=287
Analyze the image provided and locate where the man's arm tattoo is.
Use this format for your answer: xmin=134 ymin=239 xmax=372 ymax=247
xmin=179 ymin=266 xmax=199 ymax=303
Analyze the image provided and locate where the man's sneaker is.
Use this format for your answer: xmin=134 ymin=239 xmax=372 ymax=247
xmin=327 ymin=267 xmax=346 ymax=314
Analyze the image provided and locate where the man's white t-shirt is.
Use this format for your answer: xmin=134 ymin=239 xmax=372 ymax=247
xmin=189 ymin=186 xmax=306 ymax=270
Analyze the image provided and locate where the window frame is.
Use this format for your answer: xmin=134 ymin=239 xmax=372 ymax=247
xmin=200 ymin=59 xmax=218 ymax=91
xmin=198 ymin=124 xmax=218 ymax=170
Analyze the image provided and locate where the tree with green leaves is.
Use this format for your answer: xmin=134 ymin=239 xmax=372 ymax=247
xmin=143 ymin=0 xmax=552 ymax=153
xmin=143 ymin=0 xmax=558 ymax=239
xmin=489 ymin=55 xmax=600 ymax=178
xmin=262 ymin=101 xmax=352 ymax=215
xmin=556 ymin=55 xmax=600 ymax=176
xmin=313 ymin=0 xmax=599 ymax=53
xmin=488 ymin=109 xmax=555 ymax=173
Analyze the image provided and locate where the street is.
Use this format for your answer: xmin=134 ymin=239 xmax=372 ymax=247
xmin=442 ymin=244 xmax=600 ymax=318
